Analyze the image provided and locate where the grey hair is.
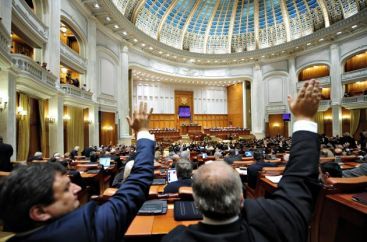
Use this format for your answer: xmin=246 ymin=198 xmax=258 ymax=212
xmin=192 ymin=161 xmax=243 ymax=219
xmin=176 ymin=159 xmax=193 ymax=179
xmin=180 ymin=150 xmax=190 ymax=160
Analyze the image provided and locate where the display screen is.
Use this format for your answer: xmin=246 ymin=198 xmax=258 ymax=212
xmin=178 ymin=106 xmax=191 ymax=118
xmin=282 ymin=113 xmax=291 ymax=121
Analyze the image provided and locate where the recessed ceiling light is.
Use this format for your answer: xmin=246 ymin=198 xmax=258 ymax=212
xmin=250 ymin=57 xmax=254 ymax=60
xmin=261 ymin=56 xmax=265 ymax=58
xmin=241 ymin=58 xmax=245 ymax=61
xmin=282 ymin=50 xmax=285 ymax=53
xmin=352 ymin=25 xmax=358 ymax=29
xmin=105 ymin=16 xmax=111 ymax=21
xmin=133 ymin=39 xmax=138 ymax=43
xmin=166 ymin=54 xmax=170 ymax=56
xmin=295 ymin=46 xmax=299 ymax=49
xmin=94 ymin=3 xmax=100 ymax=9
xmin=214 ymin=60 xmax=218 ymax=63
xmin=271 ymin=53 xmax=274 ymax=56
xmin=207 ymin=60 xmax=211 ymax=63
xmin=141 ymin=43 xmax=146 ymax=47
xmin=337 ymin=31 xmax=342 ymax=35
xmin=319 ymin=38 xmax=324 ymax=42
xmin=159 ymin=51 xmax=163 ymax=54
xmin=173 ymin=56 xmax=177 ymax=58
xmin=149 ymin=46 xmax=153 ymax=50
xmin=122 ymin=31 xmax=127 ymax=36
xmin=113 ymin=25 xmax=119 ymax=29
xmin=307 ymin=43 xmax=311 ymax=46
xmin=183 ymin=58 xmax=186 ymax=61
xmin=233 ymin=59 xmax=237 ymax=62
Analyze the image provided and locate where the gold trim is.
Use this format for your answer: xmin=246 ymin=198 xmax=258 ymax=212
xmin=279 ymin=0 xmax=291 ymax=41
xmin=179 ymin=0 xmax=202 ymax=49
xmin=203 ymin=1 xmax=221 ymax=53
xmin=157 ymin=0 xmax=179 ymax=40
xmin=227 ymin=0 xmax=240 ymax=53
xmin=254 ymin=0 xmax=260 ymax=49
xmin=132 ymin=0 xmax=146 ymax=24
xmin=316 ymin=0 xmax=330 ymax=27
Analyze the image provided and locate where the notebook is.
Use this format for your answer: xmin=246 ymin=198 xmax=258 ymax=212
xmin=138 ymin=200 xmax=167 ymax=215
xmin=174 ymin=201 xmax=203 ymax=221
xmin=152 ymin=178 xmax=166 ymax=185
xmin=167 ymin=168 xmax=178 ymax=183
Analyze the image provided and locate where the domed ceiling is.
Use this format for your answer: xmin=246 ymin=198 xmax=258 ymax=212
xmin=111 ymin=0 xmax=366 ymax=54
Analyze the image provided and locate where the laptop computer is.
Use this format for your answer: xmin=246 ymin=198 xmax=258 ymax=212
xmin=138 ymin=200 xmax=167 ymax=215
xmin=245 ymin=151 xmax=253 ymax=157
xmin=167 ymin=168 xmax=178 ymax=183
xmin=99 ymin=157 xmax=111 ymax=169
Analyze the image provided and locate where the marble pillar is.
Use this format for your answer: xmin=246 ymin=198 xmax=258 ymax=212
xmin=330 ymin=44 xmax=343 ymax=136
xmin=48 ymin=94 xmax=64 ymax=155
xmin=251 ymin=64 xmax=265 ymax=138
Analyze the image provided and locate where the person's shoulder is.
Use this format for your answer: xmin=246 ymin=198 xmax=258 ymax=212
xmin=162 ymin=225 xmax=188 ymax=242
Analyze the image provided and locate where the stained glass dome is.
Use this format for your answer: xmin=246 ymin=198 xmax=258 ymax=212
xmin=110 ymin=0 xmax=366 ymax=54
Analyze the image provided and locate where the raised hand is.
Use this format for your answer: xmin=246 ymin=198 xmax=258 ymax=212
xmin=126 ymin=102 xmax=153 ymax=133
xmin=288 ymin=79 xmax=321 ymax=121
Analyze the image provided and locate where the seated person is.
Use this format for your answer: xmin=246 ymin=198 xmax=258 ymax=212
xmin=70 ymin=146 xmax=80 ymax=160
xmin=164 ymin=159 xmax=193 ymax=194
xmin=319 ymin=162 xmax=342 ymax=184
xmin=28 ymin=151 xmax=43 ymax=162
xmin=162 ymin=79 xmax=321 ymax=242
xmin=224 ymin=149 xmax=242 ymax=165
xmin=247 ymin=150 xmax=277 ymax=189
xmin=342 ymin=163 xmax=367 ymax=177
xmin=0 ymin=102 xmax=155 ymax=241
xmin=111 ymin=160 xmax=135 ymax=188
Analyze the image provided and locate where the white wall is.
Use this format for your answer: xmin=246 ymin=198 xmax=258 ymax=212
xmin=133 ymin=81 xmax=227 ymax=114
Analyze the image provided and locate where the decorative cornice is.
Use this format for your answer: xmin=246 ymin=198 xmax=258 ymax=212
xmin=61 ymin=84 xmax=93 ymax=101
xmin=318 ymin=99 xmax=331 ymax=112
xmin=341 ymin=95 xmax=367 ymax=109
xmin=341 ymin=68 xmax=367 ymax=84
xmin=60 ymin=43 xmax=88 ymax=73
xmin=254 ymin=0 xmax=259 ymax=48
xmin=279 ymin=0 xmax=291 ymax=42
xmin=12 ymin=0 xmax=48 ymax=46
xmin=0 ymin=19 xmax=12 ymax=67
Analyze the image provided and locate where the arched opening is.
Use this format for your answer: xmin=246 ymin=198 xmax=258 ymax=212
xmin=344 ymin=51 xmax=367 ymax=72
xmin=60 ymin=21 xmax=80 ymax=54
xmin=298 ymin=64 xmax=330 ymax=81
xmin=60 ymin=65 xmax=82 ymax=88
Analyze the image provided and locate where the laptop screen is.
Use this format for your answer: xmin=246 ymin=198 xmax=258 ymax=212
xmin=245 ymin=151 xmax=253 ymax=157
xmin=202 ymin=153 xmax=208 ymax=159
xmin=167 ymin=168 xmax=178 ymax=183
xmin=99 ymin=157 xmax=111 ymax=168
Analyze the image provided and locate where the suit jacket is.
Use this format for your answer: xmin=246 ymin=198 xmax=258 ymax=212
xmin=343 ymin=163 xmax=367 ymax=177
xmin=0 ymin=143 xmax=13 ymax=172
xmin=8 ymin=138 xmax=155 ymax=242
xmin=162 ymin=131 xmax=320 ymax=242
xmin=164 ymin=178 xmax=192 ymax=194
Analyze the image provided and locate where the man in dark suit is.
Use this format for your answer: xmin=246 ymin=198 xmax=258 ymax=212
xmin=223 ymin=149 xmax=242 ymax=165
xmin=0 ymin=103 xmax=155 ymax=242
xmin=0 ymin=136 xmax=13 ymax=172
xmin=164 ymin=159 xmax=193 ymax=193
xmin=162 ymin=79 xmax=321 ymax=242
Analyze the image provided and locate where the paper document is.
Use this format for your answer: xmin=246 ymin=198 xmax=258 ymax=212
xmin=265 ymin=175 xmax=283 ymax=184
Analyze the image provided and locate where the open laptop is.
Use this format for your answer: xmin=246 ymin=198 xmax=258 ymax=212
xmin=167 ymin=168 xmax=178 ymax=183
xmin=202 ymin=153 xmax=208 ymax=159
xmin=99 ymin=157 xmax=111 ymax=169
xmin=245 ymin=151 xmax=253 ymax=157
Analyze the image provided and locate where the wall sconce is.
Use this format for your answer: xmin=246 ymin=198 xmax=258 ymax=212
xmin=324 ymin=116 xmax=332 ymax=121
xmin=272 ymin=123 xmax=280 ymax=128
xmin=102 ymin=125 xmax=113 ymax=131
xmin=46 ymin=116 xmax=56 ymax=124
xmin=342 ymin=115 xmax=351 ymax=120
xmin=16 ymin=106 xmax=27 ymax=119
xmin=0 ymin=97 xmax=7 ymax=112
xmin=84 ymin=119 xmax=92 ymax=125
xmin=63 ymin=114 xmax=71 ymax=121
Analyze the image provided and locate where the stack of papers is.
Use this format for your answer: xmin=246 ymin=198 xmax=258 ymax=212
xmin=265 ymin=175 xmax=283 ymax=184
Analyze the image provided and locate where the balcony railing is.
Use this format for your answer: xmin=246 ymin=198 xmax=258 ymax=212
xmin=12 ymin=0 xmax=48 ymax=44
xmin=61 ymin=84 xmax=93 ymax=100
xmin=342 ymin=95 xmax=367 ymax=109
xmin=12 ymin=54 xmax=57 ymax=87
xmin=0 ymin=20 xmax=11 ymax=63
xmin=318 ymin=99 xmax=331 ymax=112
xmin=341 ymin=68 xmax=367 ymax=83
xmin=297 ymin=76 xmax=331 ymax=89
xmin=60 ymin=43 xmax=87 ymax=72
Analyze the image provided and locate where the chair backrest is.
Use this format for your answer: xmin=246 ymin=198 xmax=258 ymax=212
xmin=261 ymin=166 xmax=285 ymax=176
xmin=178 ymin=186 xmax=193 ymax=200
xmin=326 ymin=176 xmax=367 ymax=193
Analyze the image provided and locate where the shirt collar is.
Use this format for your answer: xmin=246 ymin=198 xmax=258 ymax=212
xmin=202 ymin=215 xmax=239 ymax=225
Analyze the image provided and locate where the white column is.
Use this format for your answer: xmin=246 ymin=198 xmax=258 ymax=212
xmin=48 ymin=94 xmax=64 ymax=155
xmin=86 ymin=17 xmax=97 ymax=101
xmin=43 ymin=0 xmax=61 ymax=86
xmin=117 ymin=45 xmax=131 ymax=144
xmin=251 ymin=63 xmax=265 ymax=138
xmin=287 ymin=56 xmax=297 ymax=134
xmin=0 ymin=69 xmax=17 ymax=161
xmin=330 ymin=44 xmax=343 ymax=136
xmin=0 ymin=0 xmax=12 ymax=33
xmin=88 ymin=104 xmax=99 ymax=146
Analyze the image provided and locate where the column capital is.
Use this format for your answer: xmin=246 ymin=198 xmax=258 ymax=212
xmin=122 ymin=45 xmax=129 ymax=53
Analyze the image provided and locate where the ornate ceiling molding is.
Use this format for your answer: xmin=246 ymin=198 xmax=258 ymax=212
xmin=157 ymin=0 xmax=179 ymax=41
xmin=179 ymin=0 xmax=202 ymax=49
xmin=228 ymin=0 xmax=240 ymax=53
xmin=131 ymin=0 xmax=145 ymax=24
xmin=316 ymin=0 xmax=330 ymax=27
xmin=279 ymin=0 xmax=291 ymax=41
xmin=204 ymin=1 xmax=221 ymax=54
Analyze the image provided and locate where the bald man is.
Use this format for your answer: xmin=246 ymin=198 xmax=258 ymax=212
xmin=162 ymin=79 xmax=321 ymax=242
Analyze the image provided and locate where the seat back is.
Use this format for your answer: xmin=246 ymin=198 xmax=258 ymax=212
xmin=178 ymin=186 xmax=193 ymax=200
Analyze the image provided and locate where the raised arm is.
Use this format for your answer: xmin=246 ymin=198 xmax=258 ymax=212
xmin=244 ymin=79 xmax=321 ymax=242
xmin=94 ymin=102 xmax=155 ymax=241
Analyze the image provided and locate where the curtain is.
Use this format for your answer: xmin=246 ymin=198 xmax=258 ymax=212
xmin=314 ymin=112 xmax=324 ymax=134
xmin=350 ymin=109 xmax=360 ymax=136
xmin=66 ymin=106 xmax=84 ymax=153
xmin=38 ymin=99 xmax=47 ymax=156
xmin=17 ymin=93 xmax=30 ymax=161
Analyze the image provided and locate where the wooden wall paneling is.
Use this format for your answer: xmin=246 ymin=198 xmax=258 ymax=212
xmin=268 ymin=114 xmax=286 ymax=137
xmin=227 ymin=83 xmax=243 ymax=128
xmin=99 ymin=111 xmax=117 ymax=146
xmin=83 ymin=108 xmax=89 ymax=148
xmin=298 ymin=65 xmax=330 ymax=81
xmin=354 ymin=109 xmax=367 ymax=139
xmin=28 ymin=97 xmax=41 ymax=158
xmin=344 ymin=51 xmax=367 ymax=72
xmin=63 ymin=106 xmax=68 ymax=153
xmin=323 ymin=109 xmax=333 ymax=137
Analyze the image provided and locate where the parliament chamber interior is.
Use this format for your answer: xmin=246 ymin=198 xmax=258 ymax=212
xmin=0 ymin=0 xmax=367 ymax=242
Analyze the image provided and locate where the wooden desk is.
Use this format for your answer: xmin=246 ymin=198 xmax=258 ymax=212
xmin=125 ymin=205 xmax=198 ymax=237
xmin=316 ymin=193 xmax=367 ymax=242
xmin=103 ymin=185 xmax=166 ymax=199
